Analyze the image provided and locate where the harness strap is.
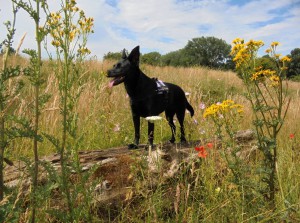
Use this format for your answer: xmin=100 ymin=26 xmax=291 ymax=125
xmin=155 ymin=79 xmax=169 ymax=95
xmin=130 ymin=79 xmax=169 ymax=104
xmin=155 ymin=79 xmax=169 ymax=104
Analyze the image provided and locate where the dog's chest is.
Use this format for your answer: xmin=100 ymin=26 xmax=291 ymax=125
xmin=130 ymin=88 xmax=169 ymax=117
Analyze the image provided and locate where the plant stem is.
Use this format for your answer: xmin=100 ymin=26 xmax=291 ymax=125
xmin=60 ymin=1 xmax=74 ymax=220
xmin=0 ymin=98 xmax=4 ymax=201
xmin=31 ymin=1 xmax=42 ymax=222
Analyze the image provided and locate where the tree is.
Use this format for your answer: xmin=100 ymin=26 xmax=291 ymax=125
xmin=160 ymin=49 xmax=191 ymax=67
xmin=184 ymin=36 xmax=232 ymax=69
xmin=287 ymin=48 xmax=300 ymax=78
xmin=103 ymin=51 xmax=123 ymax=61
xmin=256 ymin=55 xmax=277 ymax=71
xmin=161 ymin=50 xmax=180 ymax=66
xmin=141 ymin=52 xmax=161 ymax=66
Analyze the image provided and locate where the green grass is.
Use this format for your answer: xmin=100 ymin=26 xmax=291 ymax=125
xmin=2 ymin=56 xmax=300 ymax=222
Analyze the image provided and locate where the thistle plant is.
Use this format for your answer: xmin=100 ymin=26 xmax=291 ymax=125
xmin=230 ymin=38 xmax=291 ymax=211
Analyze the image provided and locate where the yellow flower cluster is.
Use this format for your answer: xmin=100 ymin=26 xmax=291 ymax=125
xmin=46 ymin=1 xmax=94 ymax=49
xmin=48 ymin=12 xmax=61 ymax=26
xmin=51 ymin=40 xmax=61 ymax=47
xmin=250 ymin=68 xmax=280 ymax=87
xmin=78 ymin=47 xmax=91 ymax=55
xmin=231 ymin=38 xmax=291 ymax=87
xmin=269 ymin=75 xmax=280 ymax=87
xmin=79 ymin=17 xmax=94 ymax=33
xmin=250 ymin=69 xmax=276 ymax=81
xmin=280 ymin=56 xmax=291 ymax=62
xmin=271 ymin=41 xmax=280 ymax=48
xmin=203 ymin=100 xmax=244 ymax=119
xmin=230 ymin=38 xmax=264 ymax=68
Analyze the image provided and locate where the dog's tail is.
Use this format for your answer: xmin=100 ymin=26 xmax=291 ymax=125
xmin=186 ymin=101 xmax=194 ymax=117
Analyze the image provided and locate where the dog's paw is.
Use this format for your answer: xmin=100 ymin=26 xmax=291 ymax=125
xmin=128 ymin=143 xmax=139 ymax=150
xmin=180 ymin=140 xmax=189 ymax=146
xmin=145 ymin=144 xmax=156 ymax=151
xmin=169 ymin=139 xmax=175 ymax=144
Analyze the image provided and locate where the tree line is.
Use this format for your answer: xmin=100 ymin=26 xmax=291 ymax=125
xmin=103 ymin=36 xmax=300 ymax=79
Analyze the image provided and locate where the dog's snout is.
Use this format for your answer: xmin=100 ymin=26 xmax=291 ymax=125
xmin=107 ymin=69 xmax=112 ymax=77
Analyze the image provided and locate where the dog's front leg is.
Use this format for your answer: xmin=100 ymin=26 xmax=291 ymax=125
xmin=128 ymin=113 xmax=140 ymax=150
xmin=148 ymin=121 xmax=154 ymax=147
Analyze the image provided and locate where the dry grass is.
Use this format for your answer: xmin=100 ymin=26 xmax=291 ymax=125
xmin=2 ymin=56 xmax=300 ymax=157
xmin=2 ymin=56 xmax=300 ymax=221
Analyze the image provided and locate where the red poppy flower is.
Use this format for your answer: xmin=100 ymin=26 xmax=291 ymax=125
xmin=289 ymin=133 xmax=295 ymax=139
xmin=207 ymin=142 xmax=213 ymax=149
xmin=198 ymin=148 xmax=208 ymax=158
xmin=195 ymin=146 xmax=205 ymax=151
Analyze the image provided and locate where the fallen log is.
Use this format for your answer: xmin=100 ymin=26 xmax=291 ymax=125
xmin=3 ymin=129 xmax=256 ymax=213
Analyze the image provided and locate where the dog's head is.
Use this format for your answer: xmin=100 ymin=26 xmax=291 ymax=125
xmin=107 ymin=46 xmax=140 ymax=87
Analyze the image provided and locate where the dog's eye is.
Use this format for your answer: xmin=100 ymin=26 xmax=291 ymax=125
xmin=114 ymin=63 xmax=121 ymax=69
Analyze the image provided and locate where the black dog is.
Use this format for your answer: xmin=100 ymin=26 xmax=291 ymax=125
xmin=107 ymin=46 xmax=194 ymax=149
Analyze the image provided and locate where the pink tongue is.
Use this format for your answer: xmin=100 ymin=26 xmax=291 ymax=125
xmin=108 ymin=80 xmax=115 ymax=88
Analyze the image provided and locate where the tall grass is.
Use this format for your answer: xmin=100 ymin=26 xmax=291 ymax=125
xmin=1 ymin=54 xmax=300 ymax=221
xmin=3 ymin=57 xmax=299 ymax=154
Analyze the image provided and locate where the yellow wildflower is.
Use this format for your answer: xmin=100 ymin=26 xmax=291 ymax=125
xmin=269 ymin=75 xmax=280 ymax=87
xmin=280 ymin=56 xmax=291 ymax=62
xmin=69 ymin=30 xmax=77 ymax=41
xmin=251 ymin=69 xmax=276 ymax=81
xmin=232 ymin=38 xmax=244 ymax=44
xmin=72 ymin=7 xmax=79 ymax=12
xmin=246 ymin=39 xmax=264 ymax=49
xmin=203 ymin=100 xmax=243 ymax=119
xmin=78 ymin=47 xmax=91 ymax=55
xmin=51 ymin=40 xmax=60 ymax=47
xmin=265 ymin=48 xmax=272 ymax=54
xmin=231 ymin=39 xmax=264 ymax=69
xmin=271 ymin=41 xmax=280 ymax=47
xmin=274 ymin=54 xmax=281 ymax=58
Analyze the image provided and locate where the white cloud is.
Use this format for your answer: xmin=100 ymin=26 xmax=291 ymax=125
xmin=0 ymin=0 xmax=299 ymax=59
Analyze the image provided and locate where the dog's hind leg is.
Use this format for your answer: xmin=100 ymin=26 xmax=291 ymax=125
xmin=176 ymin=110 xmax=187 ymax=143
xmin=166 ymin=111 xmax=176 ymax=143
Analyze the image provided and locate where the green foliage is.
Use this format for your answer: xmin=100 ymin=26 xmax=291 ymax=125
xmin=141 ymin=51 xmax=161 ymax=66
xmin=0 ymin=46 xmax=16 ymax=55
xmin=1 ymin=1 xmax=300 ymax=222
xmin=103 ymin=51 xmax=123 ymax=61
xmin=231 ymin=38 xmax=290 ymax=211
xmin=42 ymin=0 xmax=95 ymax=221
xmin=103 ymin=36 xmax=234 ymax=69
xmin=0 ymin=188 xmax=24 ymax=222
xmin=184 ymin=36 xmax=232 ymax=69
xmin=160 ymin=49 xmax=190 ymax=67
xmin=256 ymin=55 xmax=278 ymax=71
xmin=0 ymin=0 xmax=22 ymax=202
xmin=14 ymin=1 xmax=49 ymax=222
xmin=287 ymin=48 xmax=300 ymax=78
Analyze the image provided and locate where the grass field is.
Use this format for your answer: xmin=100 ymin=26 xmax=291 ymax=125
xmin=2 ymin=56 xmax=300 ymax=222
xmin=6 ymin=57 xmax=300 ymax=154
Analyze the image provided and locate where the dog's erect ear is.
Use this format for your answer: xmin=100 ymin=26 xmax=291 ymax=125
xmin=121 ymin=49 xmax=127 ymax=59
xmin=128 ymin=46 xmax=140 ymax=65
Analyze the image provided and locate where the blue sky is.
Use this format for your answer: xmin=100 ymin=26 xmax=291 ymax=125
xmin=1 ymin=0 xmax=299 ymax=59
